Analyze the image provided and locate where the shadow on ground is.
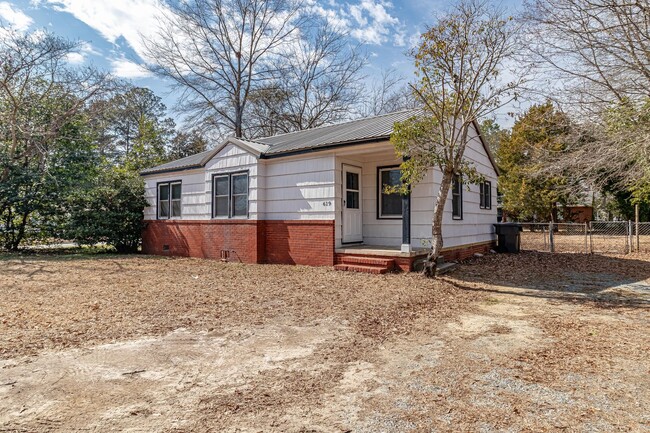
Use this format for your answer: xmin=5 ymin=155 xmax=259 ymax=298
xmin=449 ymin=251 xmax=650 ymax=308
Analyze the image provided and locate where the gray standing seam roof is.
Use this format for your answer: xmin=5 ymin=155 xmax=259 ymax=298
xmin=140 ymin=109 xmax=419 ymax=175
xmin=140 ymin=109 xmax=500 ymax=176
xmin=141 ymin=148 xmax=215 ymax=174
xmin=254 ymin=109 xmax=418 ymax=154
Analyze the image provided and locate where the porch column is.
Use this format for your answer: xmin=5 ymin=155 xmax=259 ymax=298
xmin=401 ymin=157 xmax=412 ymax=253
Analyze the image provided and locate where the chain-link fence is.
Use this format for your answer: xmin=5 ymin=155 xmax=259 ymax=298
xmin=519 ymin=221 xmax=648 ymax=254
xmin=634 ymin=222 xmax=650 ymax=253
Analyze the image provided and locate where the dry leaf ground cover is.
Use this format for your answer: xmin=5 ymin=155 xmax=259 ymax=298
xmin=0 ymin=251 xmax=648 ymax=432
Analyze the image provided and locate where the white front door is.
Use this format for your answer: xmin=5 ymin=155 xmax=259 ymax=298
xmin=342 ymin=164 xmax=363 ymax=243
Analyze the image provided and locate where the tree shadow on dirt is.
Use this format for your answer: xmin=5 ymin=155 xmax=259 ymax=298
xmin=448 ymin=251 xmax=650 ymax=309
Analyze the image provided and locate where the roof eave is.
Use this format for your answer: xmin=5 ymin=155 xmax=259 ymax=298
xmin=260 ymin=135 xmax=392 ymax=159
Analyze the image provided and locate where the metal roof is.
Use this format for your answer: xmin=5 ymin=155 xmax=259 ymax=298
xmin=140 ymin=109 xmax=498 ymax=175
xmin=140 ymin=148 xmax=215 ymax=174
xmin=255 ymin=109 xmax=418 ymax=155
xmin=141 ymin=109 xmax=419 ymax=175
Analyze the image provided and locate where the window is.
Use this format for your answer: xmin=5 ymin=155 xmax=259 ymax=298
xmin=378 ymin=167 xmax=402 ymax=218
xmin=158 ymin=181 xmax=182 ymax=219
xmin=452 ymin=174 xmax=463 ymax=220
xmin=480 ymin=180 xmax=492 ymax=209
xmin=345 ymin=171 xmax=360 ymax=209
xmin=213 ymin=172 xmax=249 ymax=218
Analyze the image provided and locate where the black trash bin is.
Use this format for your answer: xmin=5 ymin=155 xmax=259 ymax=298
xmin=493 ymin=223 xmax=523 ymax=253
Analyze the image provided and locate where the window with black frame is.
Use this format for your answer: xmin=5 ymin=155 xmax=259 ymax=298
xmin=213 ymin=172 xmax=248 ymax=218
xmin=480 ymin=180 xmax=492 ymax=209
xmin=158 ymin=181 xmax=182 ymax=219
xmin=452 ymin=174 xmax=463 ymax=220
xmin=378 ymin=167 xmax=402 ymax=218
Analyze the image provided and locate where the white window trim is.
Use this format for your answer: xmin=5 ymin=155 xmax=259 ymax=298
xmin=212 ymin=171 xmax=249 ymax=219
xmin=157 ymin=180 xmax=182 ymax=220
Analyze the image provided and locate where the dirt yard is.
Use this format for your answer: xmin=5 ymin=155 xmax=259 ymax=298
xmin=1 ymin=251 xmax=649 ymax=432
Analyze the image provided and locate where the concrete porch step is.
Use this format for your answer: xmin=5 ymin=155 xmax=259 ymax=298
xmin=338 ymin=255 xmax=395 ymax=269
xmin=334 ymin=264 xmax=390 ymax=274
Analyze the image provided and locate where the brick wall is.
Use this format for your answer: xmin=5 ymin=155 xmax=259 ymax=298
xmin=142 ymin=220 xmax=264 ymax=263
xmin=142 ymin=219 xmax=335 ymax=266
xmin=440 ymin=241 xmax=495 ymax=262
xmin=264 ymin=220 xmax=335 ymax=266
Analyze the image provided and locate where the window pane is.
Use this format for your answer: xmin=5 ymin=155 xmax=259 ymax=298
xmin=346 ymin=172 xmax=359 ymax=191
xmin=452 ymin=175 xmax=461 ymax=194
xmin=233 ymin=194 xmax=248 ymax=216
xmin=486 ymin=182 xmax=491 ymax=208
xmin=480 ymin=183 xmax=485 ymax=208
xmin=215 ymin=176 xmax=229 ymax=196
xmin=346 ymin=191 xmax=359 ymax=209
xmin=171 ymin=182 xmax=181 ymax=200
xmin=382 ymin=169 xmax=401 ymax=188
xmin=381 ymin=193 xmax=402 ymax=216
xmin=232 ymin=174 xmax=248 ymax=195
xmin=159 ymin=200 xmax=170 ymax=218
xmin=453 ymin=197 xmax=460 ymax=217
xmin=452 ymin=175 xmax=462 ymax=218
xmin=215 ymin=196 xmax=229 ymax=217
xmin=171 ymin=199 xmax=181 ymax=217
xmin=159 ymin=184 xmax=170 ymax=201
xmin=379 ymin=168 xmax=402 ymax=217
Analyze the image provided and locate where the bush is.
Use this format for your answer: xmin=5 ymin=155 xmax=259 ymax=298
xmin=67 ymin=170 xmax=147 ymax=253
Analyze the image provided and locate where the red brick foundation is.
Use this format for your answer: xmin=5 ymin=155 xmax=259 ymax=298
xmin=265 ymin=220 xmax=335 ymax=266
xmin=142 ymin=219 xmax=335 ymax=266
xmin=142 ymin=220 xmax=492 ymax=271
xmin=440 ymin=241 xmax=495 ymax=262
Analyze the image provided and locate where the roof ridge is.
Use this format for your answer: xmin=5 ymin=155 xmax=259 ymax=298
xmin=255 ymin=108 xmax=419 ymax=142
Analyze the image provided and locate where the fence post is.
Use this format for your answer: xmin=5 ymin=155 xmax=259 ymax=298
xmin=636 ymin=204 xmax=640 ymax=252
xmin=628 ymin=220 xmax=633 ymax=254
xmin=584 ymin=222 xmax=588 ymax=254
xmin=549 ymin=221 xmax=554 ymax=252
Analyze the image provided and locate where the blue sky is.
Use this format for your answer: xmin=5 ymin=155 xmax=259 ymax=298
xmin=0 ymin=0 xmax=523 ymax=126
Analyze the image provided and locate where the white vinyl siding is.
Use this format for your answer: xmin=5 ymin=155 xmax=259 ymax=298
xmin=143 ymin=123 xmax=497 ymax=252
xmin=262 ymin=155 xmax=336 ymax=221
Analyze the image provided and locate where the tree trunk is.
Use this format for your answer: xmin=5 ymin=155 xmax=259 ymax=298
xmin=423 ymin=169 xmax=455 ymax=278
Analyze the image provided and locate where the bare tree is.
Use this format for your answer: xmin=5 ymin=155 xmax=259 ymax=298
xmin=357 ymin=68 xmax=418 ymax=117
xmin=143 ymin=0 xmax=305 ymax=138
xmin=524 ymin=0 xmax=650 ymax=198
xmin=391 ymin=0 xmax=526 ymax=277
xmin=524 ymin=0 xmax=650 ymax=107
xmin=245 ymin=23 xmax=366 ymax=138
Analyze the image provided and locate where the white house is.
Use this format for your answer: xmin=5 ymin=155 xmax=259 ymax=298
xmin=140 ymin=110 xmax=498 ymax=273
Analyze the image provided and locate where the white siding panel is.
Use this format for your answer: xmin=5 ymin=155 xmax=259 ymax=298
xmin=261 ymin=155 xmax=336 ymax=220
xmin=143 ymin=143 xmax=262 ymax=220
xmin=143 ymin=169 xmax=208 ymax=220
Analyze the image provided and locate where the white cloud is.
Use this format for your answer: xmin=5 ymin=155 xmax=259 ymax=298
xmin=43 ymin=0 xmax=166 ymax=59
xmin=65 ymin=51 xmax=84 ymax=64
xmin=309 ymin=0 xmax=402 ymax=46
xmin=65 ymin=41 xmax=99 ymax=64
xmin=110 ymin=57 xmax=152 ymax=79
xmin=0 ymin=2 xmax=33 ymax=31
